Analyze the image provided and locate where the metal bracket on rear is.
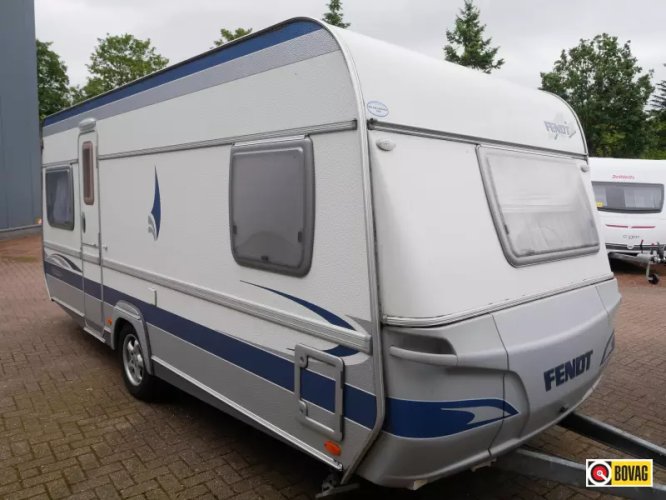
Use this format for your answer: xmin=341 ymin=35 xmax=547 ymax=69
xmin=294 ymin=344 xmax=344 ymax=441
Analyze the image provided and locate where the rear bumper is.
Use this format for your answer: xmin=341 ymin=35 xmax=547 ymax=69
xmin=358 ymin=279 xmax=620 ymax=489
xmin=488 ymin=371 xmax=604 ymax=459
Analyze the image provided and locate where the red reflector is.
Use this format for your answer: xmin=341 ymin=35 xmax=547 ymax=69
xmin=324 ymin=441 xmax=341 ymax=456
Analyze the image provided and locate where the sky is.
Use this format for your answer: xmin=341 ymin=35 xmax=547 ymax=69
xmin=35 ymin=0 xmax=666 ymax=94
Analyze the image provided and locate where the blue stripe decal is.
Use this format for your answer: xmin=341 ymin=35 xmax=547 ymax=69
xmin=242 ymin=281 xmax=360 ymax=357
xmin=384 ymin=398 xmax=519 ymax=438
xmin=102 ymin=277 xmax=375 ymax=427
xmin=43 ymin=21 xmax=322 ymax=127
xmin=242 ymin=281 xmax=355 ymax=330
xmin=84 ymin=276 xmax=103 ymax=300
xmin=45 ymin=263 xmax=518 ymax=438
xmin=61 ymin=256 xmax=82 ymax=273
xmin=322 ymin=345 xmax=359 ymax=357
xmin=44 ymin=261 xmax=81 ymax=289
xmin=44 ymin=262 xmax=101 ymax=300
xmin=47 ymin=253 xmax=82 ymax=273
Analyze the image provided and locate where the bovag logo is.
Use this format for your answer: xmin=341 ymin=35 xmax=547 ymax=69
xmin=586 ymin=459 xmax=653 ymax=488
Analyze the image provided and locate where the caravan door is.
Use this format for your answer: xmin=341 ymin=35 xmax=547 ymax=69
xmin=78 ymin=130 xmax=104 ymax=335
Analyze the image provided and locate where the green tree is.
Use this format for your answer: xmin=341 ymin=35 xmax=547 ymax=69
xmin=541 ymin=34 xmax=653 ymax=158
xmin=81 ymin=34 xmax=168 ymax=100
xmin=322 ymin=0 xmax=350 ymax=28
xmin=644 ymin=66 xmax=666 ymax=159
xmin=36 ymin=40 xmax=71 ymax=120
xmin=652 ymin=65 xmax=666 ymax=110
xmin=643 ymin=115 xmax=666 ymax=159
xmin=69 ymin=85 xmax=86 ymax=105
xmin=213 ymin=28 xmax=253 ymax=47
xmin=443 ymin=0 xmax=504 ymax=73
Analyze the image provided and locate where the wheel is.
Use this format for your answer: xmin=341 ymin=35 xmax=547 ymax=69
xmin=119 ymin=324 xmax=159 ymax=400
xmin=648 ymin=273 xmax=660 ymax=285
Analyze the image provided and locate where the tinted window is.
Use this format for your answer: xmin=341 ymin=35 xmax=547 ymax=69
xmin=479 ymin=147 xmax=599 ymax=266
xmin=593 ymin=182 xmax=664 ymax=213
xmin=229 ymin=138 xmax=314 ymax=276
xmin=82 ymin=141 xmax=94 ymax=205
xmin=45 ymin=168 xmax=74 ymax=230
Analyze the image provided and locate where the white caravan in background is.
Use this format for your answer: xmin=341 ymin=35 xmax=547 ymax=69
xmin=590 ymin=157 xmax=666 ymax=282
xmin=41 ymin=18 xmax=620 ymax=491
xmin=591 ymin=157 xmax=666 ymax=253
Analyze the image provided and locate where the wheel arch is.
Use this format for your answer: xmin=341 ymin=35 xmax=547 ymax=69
xmin=111 ymin=301 xmax=154 ymax=375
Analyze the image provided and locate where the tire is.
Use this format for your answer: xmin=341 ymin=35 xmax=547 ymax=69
xmin=119 ymin=323 xmax=159 ymax=400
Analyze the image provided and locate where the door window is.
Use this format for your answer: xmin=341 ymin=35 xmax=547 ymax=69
xmin=82 ymin=141 xmax=94 ymax=205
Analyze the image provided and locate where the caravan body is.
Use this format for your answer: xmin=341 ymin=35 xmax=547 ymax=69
xmin=41 ymin=18 xmax=620 ymax=489
xmin=590 ymin=157 xmax=666 ymax=255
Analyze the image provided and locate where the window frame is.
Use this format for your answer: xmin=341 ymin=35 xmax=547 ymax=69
xmin=228 ymin=137 xmax=315 ymax=277
xmin=477 ymin=146 xmax=600 ymax=267
xmin=592 ymin=181 xmax=665 ymax=214
xmin=82 ymin=141 xmax=95 ymax=205
xmin=45 ymin=165 xmax=75 ymax=231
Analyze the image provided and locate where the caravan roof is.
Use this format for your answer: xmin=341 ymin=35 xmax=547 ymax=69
xmin=43 ymin=18 xmax=585 ymax=157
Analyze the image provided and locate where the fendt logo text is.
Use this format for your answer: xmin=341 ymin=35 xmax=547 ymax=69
xmin=543 ymin=350 xmax=593 ymax=391
xmin=544 ymin=120 xmax=577 ymax=139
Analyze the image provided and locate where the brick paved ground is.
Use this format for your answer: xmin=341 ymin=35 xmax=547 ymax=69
xmin=1 ymin=234 xmax=664 ymax=499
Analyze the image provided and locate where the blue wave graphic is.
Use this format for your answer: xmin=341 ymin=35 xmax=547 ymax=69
xmin=148 ymin=168 xmax=161 ymax=240
xmin=242 ymin=281 xmax=359 ymax=357
xmin=385 ymin=398 xmax=519 ymax=438
xmin=47 ymin=253 xmax=81 ymax=273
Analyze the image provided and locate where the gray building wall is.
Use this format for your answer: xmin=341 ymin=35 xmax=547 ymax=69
xmin=0 ymin=0 xmax=41 ymax=232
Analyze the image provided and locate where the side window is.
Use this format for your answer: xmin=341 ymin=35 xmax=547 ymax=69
xmin=45 ymin=167 xmax=74 ymax=230
xmin=82 ymin=141 xmax=94 ymax=205
xmin=229 ymin=137 xmax=315 ymax=276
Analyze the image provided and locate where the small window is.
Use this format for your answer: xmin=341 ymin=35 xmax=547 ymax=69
xmin=45 ymin=167 xmax=74 ymax=230
xmin=229 ymin=137 xmax=315 ymax=276
xmin=478 ymin=147 xmax=599 ymax=266
xmin=82 ymin=141 xmax=94 ymax=205
xmin=593 ymin=182 xmax=664 ymax=213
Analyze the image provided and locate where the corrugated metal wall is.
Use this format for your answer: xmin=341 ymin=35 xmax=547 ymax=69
xmin=0 ymin=0 xmax=41 ymax=232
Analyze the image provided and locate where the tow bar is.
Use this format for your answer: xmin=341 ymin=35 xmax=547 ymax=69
xmin=495 ymin=412 xmax=666 ymax=499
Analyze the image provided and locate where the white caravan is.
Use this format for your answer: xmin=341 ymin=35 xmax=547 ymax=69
xmin=590 ymin=157 xmax=666 ymax=254
xmin=41 ymin=18 xmax=620 ymax=490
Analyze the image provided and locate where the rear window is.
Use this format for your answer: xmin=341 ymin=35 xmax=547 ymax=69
xmin=592 ymin=182 xmax=664 ymax=213
xmin=478 ymin=147 xmax=600 ymax=266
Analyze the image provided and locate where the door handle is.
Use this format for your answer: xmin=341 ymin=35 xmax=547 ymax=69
xmin=81 ymin=213 xmax=86 ymax=233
